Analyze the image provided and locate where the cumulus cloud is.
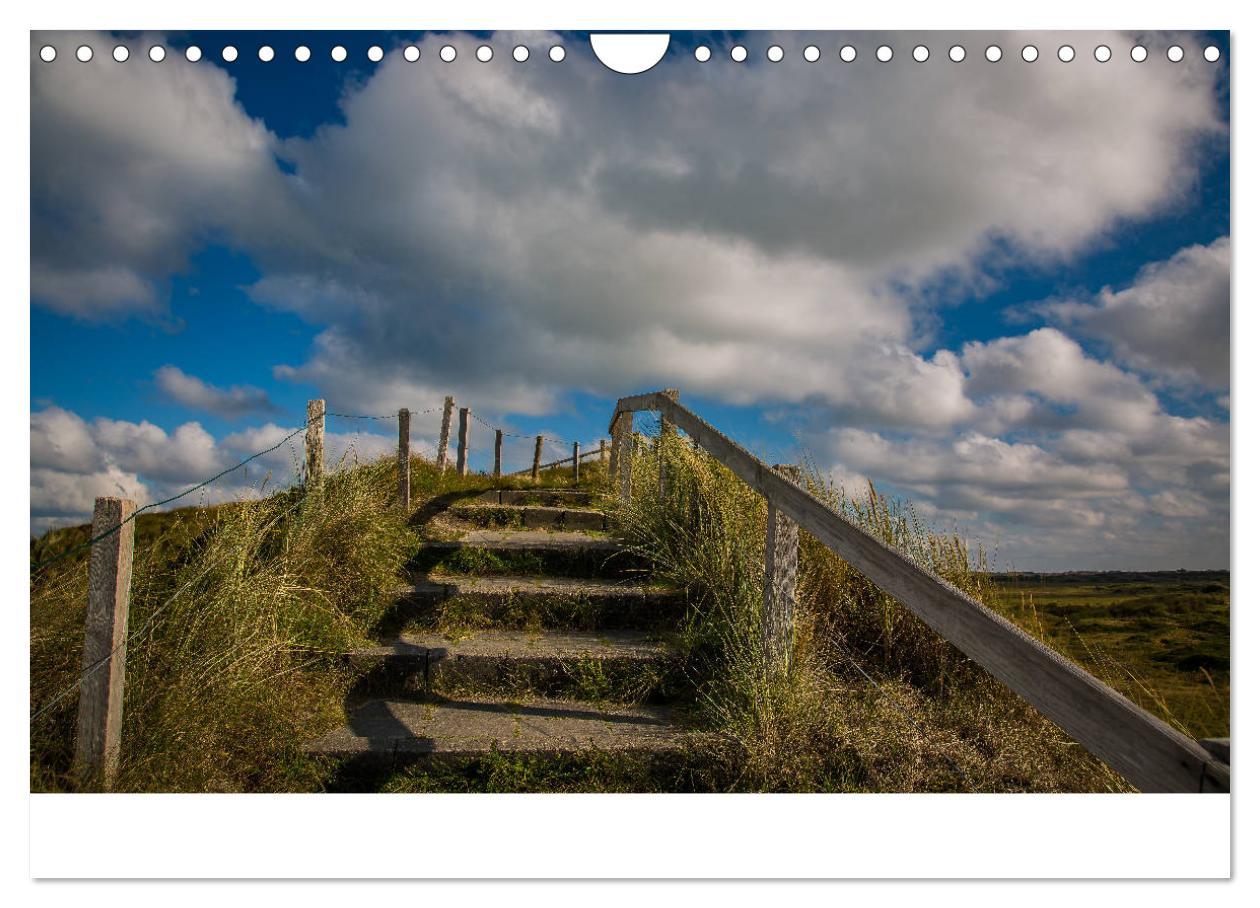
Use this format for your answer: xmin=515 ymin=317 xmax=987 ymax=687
xmin=155 ymin=365 xmax=277 ymax=418
xmin=1044 ymin=236 xmax=1230 ymax=389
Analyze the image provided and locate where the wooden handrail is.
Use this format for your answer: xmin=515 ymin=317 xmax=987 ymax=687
xmin=611 ymin=389 xmax=1230 ymax=794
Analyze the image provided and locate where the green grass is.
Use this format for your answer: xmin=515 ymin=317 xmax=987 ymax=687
xmin=986 ymin=572 xmax=1229 ymax=740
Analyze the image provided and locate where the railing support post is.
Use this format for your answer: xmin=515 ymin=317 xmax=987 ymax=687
xmin=599 ymin=439 xmax=607 ymax=464
xmin=494 ymin=429 xmax=503 ymax=479
xmin=74 ymin=496 xmax=137 ymax=790
xmin=658 ymin=388 xmax=679 ymax=502
xmin=762 ymin=465 xmax=801 ymax=674
xmin=613 ymin=412 xmax=634 ymax=503
xmin=397 ymin=408 xmax=410 ymax=510
xmin=532 ymin=435 xmax=543 ymax=482
xmin=436 ymin=396 xmax=455 ymax=471
xmin=456 ymin=407 xmax=471 ymax=477
xmin=573 ymin=442 xmax=581 ymax=483
xmin=305 ymin=398 xmax=325 ymax=488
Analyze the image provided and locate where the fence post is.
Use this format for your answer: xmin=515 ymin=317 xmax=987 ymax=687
xmin=532 ymin=435 xmax=543 ymax=481
xmin=436 ymin=396 xmax=455 ymax=471
xmin=494 ymin=429 xmax=503 ymax=479
xmin=614 ymin=413 xmax=634 ymax=503
xmin=74 ymin=496 xmax=137 ymax=790
xmin=599 ymin=439 xmax=607 ymax=464
xmin=456 ymin=407 xmax=471 ymax=477
xmin=573 ymin=442 xmax=581 ymax=483
xmin=397 ymin=408 xmax=410 ymax=510
xmin=762 ymin=465 xmax=801 ymax=673
xmin=305 ymin=398 xmax=325 ymax=488
xmin=658 ymin=388 xmax=679 ymax=502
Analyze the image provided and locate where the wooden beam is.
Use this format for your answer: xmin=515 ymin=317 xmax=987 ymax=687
xmin=456 ymin=407 xmax=471 ymax=477
xmin=494 ymin=429 xmax=503 ymax=479
xmin=763 ymin=465 xmax=800 ymax=672
xmin=74 ymin=497 xmax=137 ymax=790
xmin=531 ymin=435 xmax=543 ymax=482
xmin=305 ymin=399 xmax=324 ymax=488
xmin=397 ymin=408 xmax=410 ymax=510
xmin=572 ymin=442 xmax=581 ymax=483
xmin=436 ymin=396 xmax=455 ymax=471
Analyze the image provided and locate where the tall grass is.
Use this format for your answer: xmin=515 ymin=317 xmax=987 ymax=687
xmin=612 ymin=425 xmax=1124 ymax=792
xmin=30 ymin=453 xmax=416 ymax=792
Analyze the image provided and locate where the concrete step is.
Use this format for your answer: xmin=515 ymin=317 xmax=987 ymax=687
xmin=349 ymin=629 xmax=674 ymax=701
xmin=392 ymin=575 xmax=686 ymax=630
xmin=305 ymin=696 xmax=691 ymax=765
xmin=448 ymin=503 xmax=608 ymax=532
xmin=408 ymin=530 xmax=646 ymax=580
xmin=473 ymin=488 xmax=598 ymax=508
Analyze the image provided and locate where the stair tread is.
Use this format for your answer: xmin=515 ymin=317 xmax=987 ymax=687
xmin=421 ymin=529 xmax=622 ymax=550
xmin=305 ymin=697 xmax=689 ymax=758
xmin=406 ymin=575 xmax=677 ymax=598
xmin=358 ymin=629 xmax=669 ymax=661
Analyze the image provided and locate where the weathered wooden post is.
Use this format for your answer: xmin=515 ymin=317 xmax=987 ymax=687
xmin=658 ymin=388 xmax=679 ymax=502
xmin=436 ymin=396 xmax=455 ymax=471
xmin=494 ymin=429 xmax=503 ymax=479
xmin=762 ymin=465 xmax=801 ymax=673
xmin=531 ymin=435 xmax=544 ymax=482
xmin=74 ymin=496 xmax=137 ymax=790
xmin=305 ymin=398 xmax=325 ymax=488
xmin=599 ymin=439 xmax=607 ymax=464
xmin=613 ymin=412 xmax=634 ymax=503
xmin=456 ymin=407 xmax=471 ymax=477
xmin=572 ymin=442 xmax=581 ymax=483
xmin=397 ymin=408 xmax=410 ymax=510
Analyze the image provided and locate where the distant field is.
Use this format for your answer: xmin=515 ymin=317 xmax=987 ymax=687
xmin=986 ymin=571 xmax=1230 ymax=740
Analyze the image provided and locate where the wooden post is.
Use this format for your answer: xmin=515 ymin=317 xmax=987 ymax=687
xmin=397 ymin=408 xmax=411 ymax=510
xmin=456 ymin=407 xmax=471 ymax=477
xmin=531 ymin=435 xmax=544 ymax=482
xmin=572 ymin=442 xmax=581 ymax=483
xmin=494 ymin=429 xmax=503 ymax=479
xmin=658 ymin=388 xmax=679 ymax=502
xmin=436 ymin=396 xmax=455 ymax=471
xmin=614 ymin=412 xmax=634 ymax=503
xmin=74 ymin=496 xmax=137 ymax=790
xmin=599 ymin=439 xmax=607 ymax=464
xmin=305 ymin=398 xmax=325 ymax=488
xmin=762 ymin=465 xmax=801 ymax=673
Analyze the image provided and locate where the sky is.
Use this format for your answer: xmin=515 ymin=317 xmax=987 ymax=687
xmin=29 ymin=29 xmax=1230 ymax=570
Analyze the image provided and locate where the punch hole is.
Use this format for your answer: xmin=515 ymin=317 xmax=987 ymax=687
xmin=1057 ymin=45 xmax=1074 ymax=62
xmin=404 ymin=45 xmax=420 ymax=62
xmin=840 ymin=45 xmax=856 ymax=62
xmin=1094 ymin=45 xmax=1111 ymax=62
xmin=1204 ymin=45 xmax=1220 ymax=62
xmin=149 ymin=46 xmax=166 ymax=62
xmin=912 ymin=45 xmax=929 ymax=62
xmin=368 ymin=46 xmax=385 ymax=62
xmin=477 ymin=45 xmax=493 ymax=62
xmin=1167 ymin=45 xmax=1184 ymax=62
xmin=876 ymin=45 xmax=893 ymax=62
xmin=331 ymin=45 xmax=348 ymax=62
xmin=803 ymin=45 xmax=820 ymax=62
xmin=296 ymin=46 xmax=312 ymax=62
xmin=258 ymin=46 xmax=274 ymax=62
xmin=695 ymin=46 xmax=711 ymax=62
xmin=985 ymin=45 xmax=1002 ymax=62
xmin=185 ymin=46 xmax=202 ymax=62
xmin=549 ymin=45 xmax=566 ymax=62
xmin=949 ymin=45 xmax=965 ymax=62
xmin=1131 ymin=45 xmax=1148 ymax=62
xmin=767 ymin=45 xmax=784 ymax=62
xmin=113 ymin=45 xmax=129 ymax=62
xmin=590 ymin=34 xmax=667 ymax=73
xmin=731 ymin=45 xmax=748 ymax=62
xmin=1022 ymin=45 xmax=1039 ymax=62
xmin=222 ymin=46 xmax=238 ymax=62
xmin=39 ymin=45 xmax=56 ymax=62
xmin=76 ymin=45 xmax=93 ymax=62
xmin=513 ymin=46 xmax=529 ymax=62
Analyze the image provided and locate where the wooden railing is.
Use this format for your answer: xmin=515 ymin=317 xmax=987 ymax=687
xmin=608 ymin=389 xmax=1230 ymax=794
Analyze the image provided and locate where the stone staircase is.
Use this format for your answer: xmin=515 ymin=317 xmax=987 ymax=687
xmin=305 ymin=487 xmax=693 ymax=784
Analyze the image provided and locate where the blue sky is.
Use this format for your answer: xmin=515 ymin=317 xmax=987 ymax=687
xmin=30 ymin=30 xmax=1230 ymax=569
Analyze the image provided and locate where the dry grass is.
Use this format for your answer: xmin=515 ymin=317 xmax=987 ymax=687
xmin=612 ymin=426 xmax=1125 ymax=792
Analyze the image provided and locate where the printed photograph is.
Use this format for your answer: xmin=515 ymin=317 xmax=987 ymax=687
xmin=29 ymin=29 xmax=1230 ymax=795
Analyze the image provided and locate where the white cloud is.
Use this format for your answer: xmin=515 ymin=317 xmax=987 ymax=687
xmin=1044 ymin=236 xmax=1230 ymax=390
xmin=155 ymin=365 xmax=276 ymax=418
